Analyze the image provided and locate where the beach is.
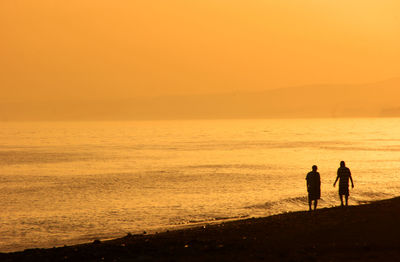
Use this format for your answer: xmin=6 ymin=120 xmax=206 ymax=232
xmin=2 ymin=119 xmax=400 ymax=251
xmin=3 ymin=0 xmax=400 ymax=260
xmin=2 ymin=197 xmax=400 ymax=261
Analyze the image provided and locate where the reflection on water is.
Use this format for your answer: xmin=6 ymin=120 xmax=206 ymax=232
xmin=1 ymin=118 xmax=400 ymax=251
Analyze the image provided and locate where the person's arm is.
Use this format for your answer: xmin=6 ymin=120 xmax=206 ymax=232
xmin=333 ymin=170 xmax=339 ymax=187
xmin=306 ymin=175 xmax=310 ymax=188
xmin=349 ymin=170 xmax=354 ymax=188
xmin=333 ymin=176 xmax=339 ymax=187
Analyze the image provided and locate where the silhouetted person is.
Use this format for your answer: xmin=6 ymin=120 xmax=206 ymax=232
xmin=306 ymin=165 xmax=321 ymax=211
xmin=333 ymin=161 xmax=354 ymax=206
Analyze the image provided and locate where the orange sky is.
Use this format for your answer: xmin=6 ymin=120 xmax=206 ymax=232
xmin=1 ymin=0 xmax=399 ymax=102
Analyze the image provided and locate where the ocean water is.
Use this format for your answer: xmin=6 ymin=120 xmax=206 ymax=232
xmin=1 ymin=118 xmax=400 ymax=252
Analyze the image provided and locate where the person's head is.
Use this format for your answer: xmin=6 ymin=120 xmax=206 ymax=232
xmin=340 ymin=161 xmax=345 ymax=167
xmin=312 ymin=165 xmax=318 ymax=171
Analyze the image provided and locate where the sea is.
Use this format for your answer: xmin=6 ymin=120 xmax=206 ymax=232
xmin=1 ymin=118 xmax=400 ymax=252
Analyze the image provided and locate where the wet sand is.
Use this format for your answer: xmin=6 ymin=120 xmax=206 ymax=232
xmin=2 ymin=197 xmax=400 ymax=261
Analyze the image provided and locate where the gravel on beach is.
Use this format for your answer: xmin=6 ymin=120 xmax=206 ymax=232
xmin=2 ymin=197 xmax=400 ymax=261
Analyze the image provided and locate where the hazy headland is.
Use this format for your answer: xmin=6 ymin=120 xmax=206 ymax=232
xmin=1 ymin=78 xmax=399 ymax=121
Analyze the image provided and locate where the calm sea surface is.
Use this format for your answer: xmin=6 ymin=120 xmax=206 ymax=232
xmin=1 ymin=119 xmax=400 ymax=252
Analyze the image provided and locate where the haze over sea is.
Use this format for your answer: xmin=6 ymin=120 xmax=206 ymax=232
xmin=1 ymin=118 xmax=400 ymax=252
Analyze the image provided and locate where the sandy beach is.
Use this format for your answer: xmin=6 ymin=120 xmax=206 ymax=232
xmin=1 ymin=197 xmax=400 ymax=261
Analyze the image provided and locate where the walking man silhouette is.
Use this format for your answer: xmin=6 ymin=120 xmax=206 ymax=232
xmin=306 ymin=165 xmax=321 ymax=211
xmin=333 ymin=161 xmax=354 ymax=206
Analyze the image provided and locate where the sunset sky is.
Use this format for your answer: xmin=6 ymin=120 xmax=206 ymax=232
xmin=1 ymin=1 xmax=399 ymax=107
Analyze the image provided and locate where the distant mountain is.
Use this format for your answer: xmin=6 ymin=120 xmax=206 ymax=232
xmin=1 ymin=78 xmax=400 ymax=120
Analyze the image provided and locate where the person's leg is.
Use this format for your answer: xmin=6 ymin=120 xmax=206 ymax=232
xmin=339 ymin=194 xmax=344 ymax=206
xmin=308 ymin=198 xmax=312 ymax=211
xmin=345 ymin=195 xmax=349 ymax=206
xmin=314 ymin=199 xmax=318 ymax=210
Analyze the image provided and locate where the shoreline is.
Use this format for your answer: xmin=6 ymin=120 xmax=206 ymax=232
xmin=2 ymin=197 xmax=400 ymax=261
